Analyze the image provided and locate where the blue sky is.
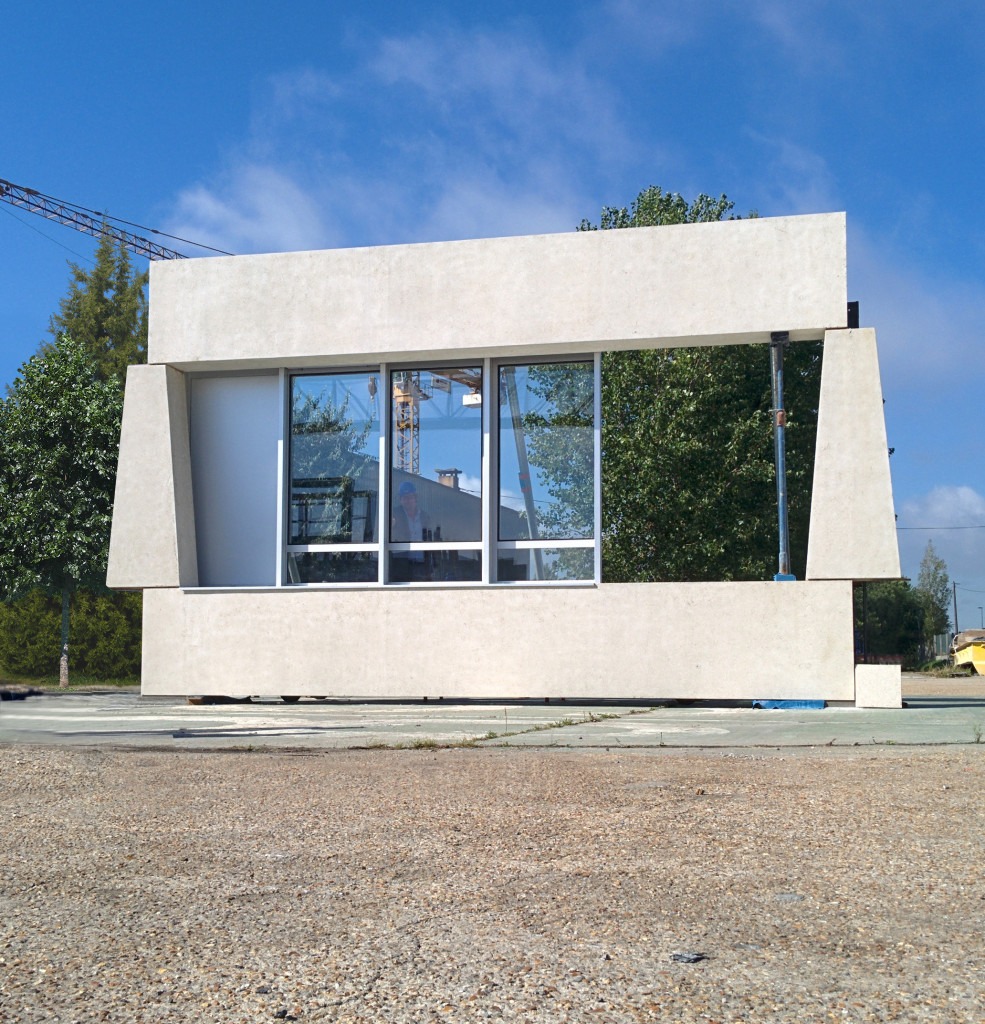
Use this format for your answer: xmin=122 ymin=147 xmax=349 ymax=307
xmin=2 ymin=0 xmax=983 ymax=626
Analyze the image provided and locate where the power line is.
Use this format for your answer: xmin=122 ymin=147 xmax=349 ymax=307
xmin=896 ymin=524 xmax=985 ymax=531
xmin=0 ymin=203 xmax=95 ymax=265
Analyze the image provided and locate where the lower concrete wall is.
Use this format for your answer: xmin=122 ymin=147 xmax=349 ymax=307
xmin=142 ymin=581 xmax=856 ymax=701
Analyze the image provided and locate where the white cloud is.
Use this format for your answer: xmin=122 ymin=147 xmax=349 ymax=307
xmin=414 ymin=172 xmax=581 ymax=243
xmin=369 ymin=27 xmax=621 ymax=154
xmin=456 ymin=473 xmax=482 ymax=499
xmin=163 ymin=22 xmax=627 ymax=254
xmin=167 ymin=165 xmax=334 ymax=255
xmin=851 ymin=226 xmax=985 ymax=395
xmin=900 ymin=486 xmax=985 ymax=531
xmin=747 ymin=0 xmax=825 ymax=56
xmin=594 ymin=1 xmax=708 ymax=55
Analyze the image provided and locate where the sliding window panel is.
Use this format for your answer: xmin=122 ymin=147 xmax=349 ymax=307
xmin=498 ymin=361 xmax=595 ymax=543
xmin=287 ymin=550 xmax=379 ymax=584
xmin=389 ymin=367 xmax=483 ymax=546
xmin=389 ymin=547 xmax=482 ymax=583
xmin=290 ymin=373 xmax=382 ymax=546
xmin=497 ymin=546 xmax=595 ymax=582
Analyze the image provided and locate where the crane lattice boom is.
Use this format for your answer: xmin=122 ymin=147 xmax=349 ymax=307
xmin=0 ymin=177 xmax=188 ymax=261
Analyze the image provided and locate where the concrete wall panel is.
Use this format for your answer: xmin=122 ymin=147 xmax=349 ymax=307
xmin=107 ymin=365 xmax=198 ymax=588
xmin=855 ymin=664 xmax=902 ymax=708
xmin=142 ymin=581 xmax=855 ymax=700
xmin=806 ymin=329 xmax=900 ymax=580
xmin=148 ymin=214 xmax=847 ymax=370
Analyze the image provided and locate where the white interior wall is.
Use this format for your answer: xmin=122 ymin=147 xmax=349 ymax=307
xmin=188 ymin=374 xmax=281 ymax=587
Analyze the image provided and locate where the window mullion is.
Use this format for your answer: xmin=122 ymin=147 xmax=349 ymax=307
xmin=482 ymin=356 xmax=493 ymax=583
xmin=594 ymin=351 xmax=602 ymax=585
xmin=378 ymin=361 xmax=388 ymax=585
xmin=276 ymin=367 xmax=287 ymax=588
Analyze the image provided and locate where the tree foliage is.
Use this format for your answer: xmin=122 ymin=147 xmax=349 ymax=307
xmin=578 ymin=185 xmax=738 ymax=232
xmin=519 ymin=362 xmax=595 ymax=540
xmin=579 ymin=186 xmax=821 ymax=582
xmin=46 ymin=230 xmax=148 ymax=381
xmin=915 ymin=540 xmax=951 ymax=640
xmin=0 ymin=590 xmax=141 ymax=679
xmin=0 ymin=336 xmax=124 ymax=684
xmin=854 ymin=581 xmax=926 ymax=669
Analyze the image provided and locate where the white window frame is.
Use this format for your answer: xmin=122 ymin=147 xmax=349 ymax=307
xmin=281 ymin=355 xmax=601 ymax=587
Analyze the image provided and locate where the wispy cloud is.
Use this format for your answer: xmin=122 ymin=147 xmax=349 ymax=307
xmin=163 ymin=23 xmax=626 ymax=254
xmin=167 ymin=165 xmax=333 ymax=255
xmin=594 ymin=0 xmax=708 ymax=55
xmin=851 ymin=225 xmax=985 ymax=395
xmin=744 ymin=134 xmax=841 ymax=214
xmin=370 ymin=26 xmax=619 ymax=151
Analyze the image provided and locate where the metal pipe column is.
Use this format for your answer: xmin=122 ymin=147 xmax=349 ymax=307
xmin=770 ymin=331 xmax=796 ymax=581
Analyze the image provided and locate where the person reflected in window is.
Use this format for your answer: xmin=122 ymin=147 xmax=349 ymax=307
xmin=391 ymin=481 xmax=434 ymax=581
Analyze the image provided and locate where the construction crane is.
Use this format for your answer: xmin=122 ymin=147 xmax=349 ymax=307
xmin=392 ymin=367 xmax=482 ymax=475
xmin=0 ymin=176 xmax=231 ymax=261
xmin=1 ymin=175 xmax=503 ymax=502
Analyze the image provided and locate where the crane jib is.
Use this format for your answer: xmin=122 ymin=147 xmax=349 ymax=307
xmin=0 ymin=176 xmax=189 ymax=261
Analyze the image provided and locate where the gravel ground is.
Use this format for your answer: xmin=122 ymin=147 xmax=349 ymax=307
xmin=2 ymin=744 xmax=984 ymax=1023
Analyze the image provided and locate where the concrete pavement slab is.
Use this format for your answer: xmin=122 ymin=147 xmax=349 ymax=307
xmin=1 ymin=675 xmax=984 ymax=751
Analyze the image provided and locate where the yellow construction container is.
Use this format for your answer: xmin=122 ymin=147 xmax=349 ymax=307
xmin=952 ymin=630 xmax=985 ymax=676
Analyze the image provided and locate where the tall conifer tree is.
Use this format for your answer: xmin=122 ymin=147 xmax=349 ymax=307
xmin=46 ymin=229 xmax=148 ymax=381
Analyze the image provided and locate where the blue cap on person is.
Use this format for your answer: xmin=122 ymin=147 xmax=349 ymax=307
xmin=398 ymin=481 xmax=417 ymax=497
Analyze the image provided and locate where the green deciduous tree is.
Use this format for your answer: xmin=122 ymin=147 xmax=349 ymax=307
xmin=854 ymin=581 xmax=925 ymax=669
xmin=0 ymin=336 xmax=123 ymax=686
xmin=46 ymin=230 xmax=148 ymax=381
xmin=580 ymin=186 xmax=821 ymax=582
xmin=916 ymin=540 xmax=951 ymax=642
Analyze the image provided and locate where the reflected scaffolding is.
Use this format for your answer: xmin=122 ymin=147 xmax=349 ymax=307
xmin=290 ymin=373 xmax=380 ymax=545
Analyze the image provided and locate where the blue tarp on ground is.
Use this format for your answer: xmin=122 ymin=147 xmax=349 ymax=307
xmin=752 ymin=699 xmax=826 ymax=710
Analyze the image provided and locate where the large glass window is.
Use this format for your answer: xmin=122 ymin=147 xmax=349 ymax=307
xmin=288 ymin=372 xmax=381 ymax=583
xmin=389 ymin=367 xmax=483 ymax=582
xmin=284 ymin=359 xmax=598 ymax=586
xmin=497 ymin=361 xmax=595 ymax=581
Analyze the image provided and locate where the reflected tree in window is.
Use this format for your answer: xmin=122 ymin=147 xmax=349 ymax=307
xmin=499 ymin=361 xmax=595 ymax=582
xmin=501 ymin=362 xmax=594 ymax=541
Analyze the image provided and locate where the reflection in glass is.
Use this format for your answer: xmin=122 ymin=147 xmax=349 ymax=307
xmin=389 ymin=549 xmax=481 ymax=583
xmin=499 ymin=362 xmax=595 ymax=542
xmin=390 ymin=368 xmax=483 ymax=545
xmin=497 ymin=547 xmax=594 ymax=582
xmin=290 ymin=373 xmax=380 ymax=544
xmin=288 ymin=551 xmax=378 ymax=584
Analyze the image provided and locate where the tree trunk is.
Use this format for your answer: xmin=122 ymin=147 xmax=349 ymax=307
xmin=59 ymin=588 xmax=70 ymax=688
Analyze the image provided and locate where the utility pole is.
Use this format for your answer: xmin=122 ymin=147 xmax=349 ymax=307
xmin=953 ymin=581 xmax=960 ymax=634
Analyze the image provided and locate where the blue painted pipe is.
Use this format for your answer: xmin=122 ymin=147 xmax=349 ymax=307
xmin=770 ymin=332 xmax=796 ymax=581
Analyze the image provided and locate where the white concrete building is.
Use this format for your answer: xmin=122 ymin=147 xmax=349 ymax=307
xmin=107 ymin=213 xmax=902 ymax=706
